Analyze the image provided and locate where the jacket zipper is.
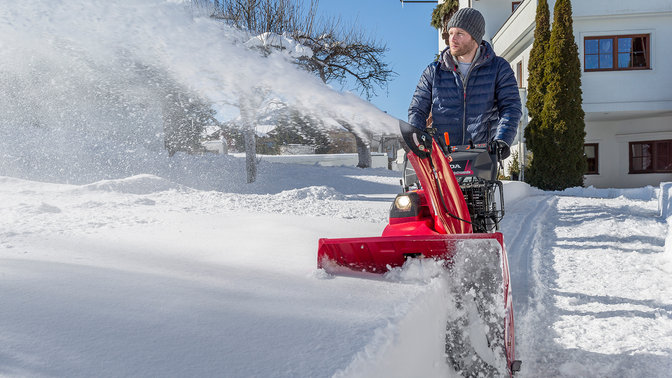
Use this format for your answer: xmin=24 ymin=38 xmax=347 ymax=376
xmin=460 ymin=57 xmax=484 ymax=145
xmin=462 ymin=84 xmax=467 ymax=145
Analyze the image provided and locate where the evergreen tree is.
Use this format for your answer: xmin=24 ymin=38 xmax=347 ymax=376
xmin=272 ymin=108 xmax=330 ymax=154
xmin=527 ymin=0 xmax=586 ymax=190
xmin=162 ymin=91 xmax=217 ymax=157
xmin=523 ymin=0 xmax=550 ymax=153
xmin=508 ymin=150 xmax=520 ymax=180
xmin=430 ymin=0 xmax=459 ymax=30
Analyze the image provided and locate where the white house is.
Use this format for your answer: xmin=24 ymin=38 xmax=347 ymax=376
xmin=441 ymin=0 xmax=672 ymax=188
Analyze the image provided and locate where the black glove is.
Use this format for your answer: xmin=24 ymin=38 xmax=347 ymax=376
xmin=489 ymin=139 xmax=510 ymax=160
xmin=406 ymin=129 xmax=433 ymax=158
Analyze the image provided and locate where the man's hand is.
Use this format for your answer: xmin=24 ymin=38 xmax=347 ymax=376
xmin=489 ymin=139 xmax=510 ymax=159
xmin=409 ymin=129 xmax=433 ymax=159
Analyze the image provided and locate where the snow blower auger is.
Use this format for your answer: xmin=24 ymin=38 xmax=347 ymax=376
xmin=317 ymin=120 xmax=521 ymax=376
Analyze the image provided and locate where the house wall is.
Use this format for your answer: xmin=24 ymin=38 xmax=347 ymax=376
xmin=469 ymin=0 xmax=672 ymax=188
xmin=578 ymin=7 xmax=672 ymax=188
xmin=574 ymin=0 xmax=672 ymax=16
xmin=577 ymin=12 xmax=672 ymax=115
xmin=489 ymin=0 xmax=536 ymax=58
xmin=573 ymin=3 xmax=672 ymax=188
xmin=585 ymin=114 xmax=672 ymax=188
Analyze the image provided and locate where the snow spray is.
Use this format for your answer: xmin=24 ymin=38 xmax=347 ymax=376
xmin=0 ymin=0 xmax=396 ymax=183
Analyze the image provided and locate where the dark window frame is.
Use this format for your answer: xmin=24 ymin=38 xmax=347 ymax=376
xmin=584 ymin=143 xmax=599 ymax=175
xmin=512 ymin=2 xmax=522 ymax=12
xmin=629 ymin=139 xmax=672 ymax=174
xmin=584 ymin=34 xmax=650 ymax=72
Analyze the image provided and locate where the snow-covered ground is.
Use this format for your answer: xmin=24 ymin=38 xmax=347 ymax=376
xmin=2 ymin=158 xmax=671 ymax=377
xmin=503 ymin=183 xmax=672 ymax=377
xmin=2 ymin=1 xmax=672 ymax=376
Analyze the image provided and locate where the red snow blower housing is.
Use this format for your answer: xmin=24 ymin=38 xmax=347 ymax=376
xmin=317 ymin=120 xmax=521 ymax=376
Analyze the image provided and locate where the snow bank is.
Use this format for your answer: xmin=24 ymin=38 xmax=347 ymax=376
xmin=81 ymin=174 xmax=186 ymax=194
xmin=502 ymin=180 xmax=660 ymax=206
xmin=660 ymin=182 xmax=672 ymax=219
xmin=502 ymin=180 xmax=542 ymax=206
xmin=660 ymin=182 xmax=672 ymax=270
xmin=559 ymin=185 xmax=658 ymax=201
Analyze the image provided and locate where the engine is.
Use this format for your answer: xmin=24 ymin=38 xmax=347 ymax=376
xmin=399 ymin=143 xmax=505 ymax=233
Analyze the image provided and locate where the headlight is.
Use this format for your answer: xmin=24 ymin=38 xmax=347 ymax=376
xmin=394 ymin=195 xmax=412 ymax=211
xmin=390 ymin=192 xmax=421 ymax=219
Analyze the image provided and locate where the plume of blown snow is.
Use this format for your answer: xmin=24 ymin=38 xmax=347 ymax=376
xmin=0 ymin=0 xmax=397 ymax=184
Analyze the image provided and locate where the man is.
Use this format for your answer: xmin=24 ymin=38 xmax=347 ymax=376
xmin=404 ymin=7 xmax=521 ymax=159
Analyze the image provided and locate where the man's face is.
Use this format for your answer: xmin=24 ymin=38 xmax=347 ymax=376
xmin=447 ymin=27 xmax=478 ymax=57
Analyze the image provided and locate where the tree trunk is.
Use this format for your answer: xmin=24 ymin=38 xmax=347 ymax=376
xmin=339 ymin=121 xmax=371 ymax=168
xmin=355 ymin=133 xmax=371 ymax=168
xmin=240 ymin=97 xmax=257 ymax=183
xmin=244 ymin=125 xmax=257 ymax=183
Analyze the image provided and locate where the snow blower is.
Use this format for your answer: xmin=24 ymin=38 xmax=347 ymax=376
xmin=317 ymin=120 xmax=521 ymax=376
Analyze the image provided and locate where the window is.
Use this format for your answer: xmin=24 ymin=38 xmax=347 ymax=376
xmin=512 ymin=2 xmax=522 ymax=12
xmin=584 ymin=144 xmax=599 ymax=174
xmin=629 ymin=140 xmax=672 ymax=174
xmin=516 ymin=61 xmax=523 ymax=88
xmin=584 ymin=34 xmax=650 ymax=71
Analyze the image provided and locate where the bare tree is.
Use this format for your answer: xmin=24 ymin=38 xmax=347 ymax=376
xmin=293 ymin=19 xmax=393 ymax=168
xmin=294 ymin=20 xmax=393 ymax=100
xmin=210 ymin=0 xmax=394 ymax=169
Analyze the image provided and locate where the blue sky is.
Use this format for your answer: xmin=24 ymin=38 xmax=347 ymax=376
xmin=309 ymin=0 xmax=441 ymax=121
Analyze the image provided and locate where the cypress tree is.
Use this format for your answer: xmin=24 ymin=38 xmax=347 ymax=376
xmin=527 ymin=0 xmax=586 ymax=190
xmin=523 ymin=0 xmax=550 ymax=152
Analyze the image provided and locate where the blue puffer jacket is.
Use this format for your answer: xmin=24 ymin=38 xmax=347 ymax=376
xmin=408 ymin=42 xmax=521 ymax=147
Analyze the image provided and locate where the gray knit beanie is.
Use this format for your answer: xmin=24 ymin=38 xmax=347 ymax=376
xmin=445 ymin=8 xmax=486 ymax=45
